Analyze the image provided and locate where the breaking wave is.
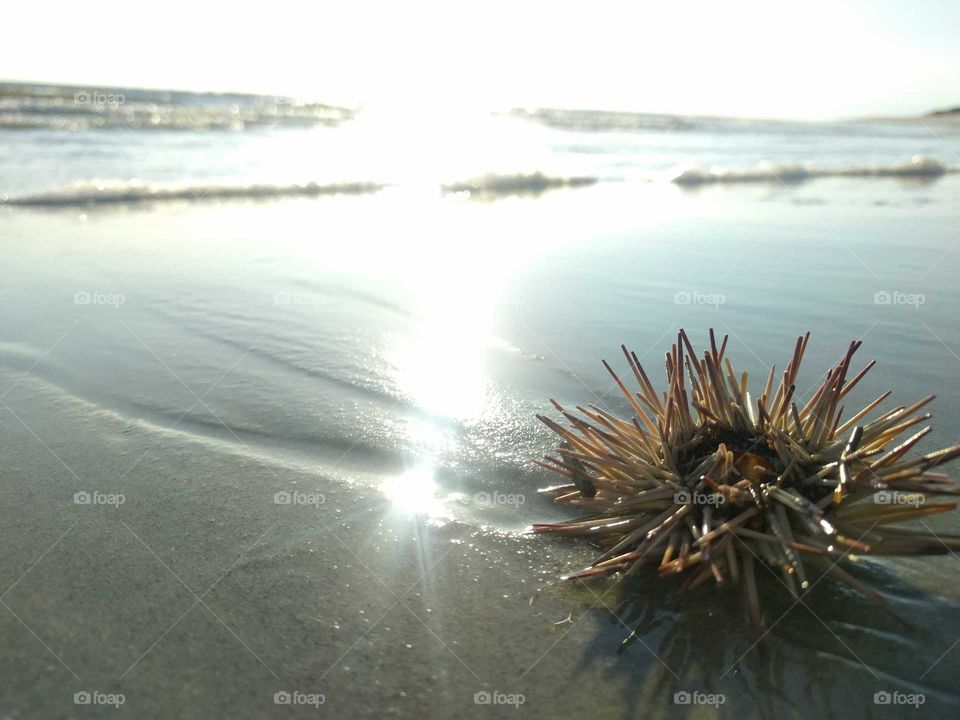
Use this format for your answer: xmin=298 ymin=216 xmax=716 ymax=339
xmin=1 ymin=180 xmax=387 ymax=207
xmin=443 ymin=172 xmax=597 ymax=197
xmin=3 ymin=173 xmax=598 ymax=208
xmin=672 ymin=156 xmax=955 ymax=186
xmin=2 ymin=159 xmax=956 ymax=210
xmin=510 ymin=108 xmax=694 ymax=132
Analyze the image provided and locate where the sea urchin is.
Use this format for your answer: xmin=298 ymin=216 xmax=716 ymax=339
xmin=534 ymin=330 xmax=960 ymax=632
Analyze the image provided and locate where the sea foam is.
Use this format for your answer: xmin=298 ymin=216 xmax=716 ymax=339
xmin=672 ymin=156 xmax=952 ymax=186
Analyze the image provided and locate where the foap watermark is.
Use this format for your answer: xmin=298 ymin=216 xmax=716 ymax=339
xmin=874 ymin=690 xmax=925 ymax=707
xmin=873 ymin=290 xmax=925 ymax=308
xmin=74 ymin=491 xmax=125 ymax=508
xmin=874 ymin=490 xmax=925 ymax=507
xmin=474 ymin=690 xmax=525 ymax=708
xmin=74 ymin=91 xmax=125 ymax=108
xmin=274 ymin=291 xmax=325 ymax=308
xmin=673 ymin=690 xmax=726 ymax=707
xmin=675 ymin=490 xmax=725 ymax=507
xmin=673 ymin=291 xmax=725 ymax=308
xmin=74 ymin=690 xmax=125 ymax=708
xmin=273 ymin=690 xmax=325 ymax=707
xmin=474 ymin=491 xmax=525 ymax=507
xmin=273 ymin=490 xmax=325 ymax=507
xmin=74 ymin=290 xmax=125 ymax=308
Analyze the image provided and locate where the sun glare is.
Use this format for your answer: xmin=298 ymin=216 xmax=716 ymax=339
xmin=379 ymin=467 xmax=447 ymax=517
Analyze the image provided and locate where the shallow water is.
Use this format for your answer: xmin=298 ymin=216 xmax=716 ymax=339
xmin=2 ymin=168 xmax=960 ymax=718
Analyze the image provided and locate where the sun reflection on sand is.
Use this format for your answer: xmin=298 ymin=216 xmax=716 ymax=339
xmin=368 ymin=189 xmax=622 ymax=517
xmin=378 ymin=466 xmax=455 ymax=521
xmin=395 ymin=318 xmax=490 ymax=421
xmin=390 ymin=209 xmax=514 ymax=423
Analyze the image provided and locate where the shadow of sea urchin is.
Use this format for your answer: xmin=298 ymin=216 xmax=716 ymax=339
xmin=533 ymin=330 xmax=960 ymax=633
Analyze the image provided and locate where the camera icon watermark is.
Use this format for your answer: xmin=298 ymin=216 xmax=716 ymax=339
xmin=74 ymin=690 xmax=125 ymax=707
xmin=873 ymin=290 xmax=925 ymax=308
xmin=874 ymin=690 xmax=924 ymax=707
xmin=473 ymin=690 xmax=525 ymax=707
xmin=74 ymin=91 xmax=125 ymax=109
xmin=673 ymin=291 xmax=725 ymax=308
xmin=273 ymin=490 xmax=325 ymax=507
xmin=274 ymin=291 xmax=325 ymax=307
xmin=673 ymin=690 xmax=725 ymax=707
xmin=74 ymin=290 xmax=125 ymax=308
xmin=74 ymin=490 xmax=125 ymax=508
xmin=273 ymin=690 xmax=325 ymax=707
xmin=874 ymin=490 xmax=925 ymax=507
xmin=674 ymin=490 xmax=725 ymax=507
xmin=474 ymin=491 xmax=525 ymax=507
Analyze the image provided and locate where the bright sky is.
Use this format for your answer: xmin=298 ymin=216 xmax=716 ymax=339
xmin=4 ymin=0 xmax=958 ymax=118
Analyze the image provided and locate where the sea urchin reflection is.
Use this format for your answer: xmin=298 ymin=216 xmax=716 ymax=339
xmin=533 ymin=330 xmax=960 ymax=633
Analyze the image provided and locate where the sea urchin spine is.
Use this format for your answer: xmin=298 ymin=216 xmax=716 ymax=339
xmin=533 ymin=330 xmax=960 ymax=632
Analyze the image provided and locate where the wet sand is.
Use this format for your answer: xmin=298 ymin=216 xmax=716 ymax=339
xmin=3 ymin=180 xmax=960 ymax=718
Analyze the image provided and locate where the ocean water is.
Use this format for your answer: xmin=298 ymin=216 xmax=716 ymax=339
xmin=2 ymin=82 xmax=959 ymax=203
xmin=2 ymin=83 xmax=960 ymax=719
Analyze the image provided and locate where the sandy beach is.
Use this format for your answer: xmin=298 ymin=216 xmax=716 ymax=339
xmin=3 ymin=166 xmax=960 ymax=717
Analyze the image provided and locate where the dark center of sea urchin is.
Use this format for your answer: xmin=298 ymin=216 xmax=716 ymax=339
xmin=532 ymin=330 xmax=960 ymax=633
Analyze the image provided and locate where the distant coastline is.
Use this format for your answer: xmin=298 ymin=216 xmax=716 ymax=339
xmin=3 ymin=79 xmax=958 ymax=126
xmin=0 ymin=79 xmax=350 ymax=112
xmin=928 ymin=106 xmax=960 ymax=117
xmin=0 ymin=80 xmax=353 ymax=131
